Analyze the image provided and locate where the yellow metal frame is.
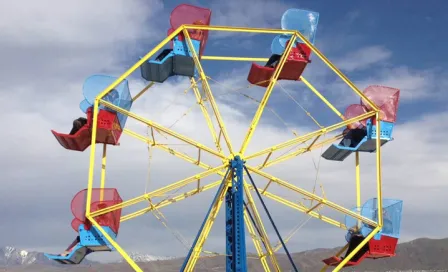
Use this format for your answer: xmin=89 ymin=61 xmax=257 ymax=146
xmin=79 ymin=23 xmax=385 ymax=272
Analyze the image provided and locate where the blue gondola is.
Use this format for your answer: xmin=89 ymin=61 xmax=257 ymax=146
xmin=322 ymin=119 xmax=395 ymax=161
xmin=44 ymin=224 xmax=117 ymax=265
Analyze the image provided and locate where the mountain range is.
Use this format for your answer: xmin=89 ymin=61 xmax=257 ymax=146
xmin=1 ymin=237 xmax=448 ymax=271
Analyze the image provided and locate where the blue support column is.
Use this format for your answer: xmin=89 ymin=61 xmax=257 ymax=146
xmin=225 ymin=186 xmax=233 ymax=270
xmin=226 ymin=156 xmax=247 ymax=272
xmin=180 ymin=157 xmax=248 ymax=272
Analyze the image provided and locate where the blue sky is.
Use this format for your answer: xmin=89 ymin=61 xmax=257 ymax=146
xmin=122 ymin=0 xmax=448 ymax=128
xmin=1 ymin=0 xmax=447 ymax=266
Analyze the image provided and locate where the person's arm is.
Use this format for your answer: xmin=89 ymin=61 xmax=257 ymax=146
xmin=65 ymin=236 xmax=80 ymax=251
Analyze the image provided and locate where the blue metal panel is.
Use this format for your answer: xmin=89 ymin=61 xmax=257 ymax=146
xmin=173 ymin=37 xmax=201 ymax=57
xmin=230 ymin=156 xmax=247 ymax=272
xmin=331 ymin=138 xmax=369 ymax=151
xmin=78 ymin=224 xmax=117 ymax=248
xmin=366 ymin=120 xmax=394 ymax=141
xmin=225 ymin=187 xmax=233 ymax=272
xmin=44 ymin=224 xmax=117 ymax=264
xmin=44 ymin=244 xmax=89 ymax=264
xmin=146 ymin=51 xmax=175 ymax=64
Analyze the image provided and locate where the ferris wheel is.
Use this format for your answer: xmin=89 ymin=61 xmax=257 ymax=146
xmin=43 ymin=4 xmax=404 ymax=272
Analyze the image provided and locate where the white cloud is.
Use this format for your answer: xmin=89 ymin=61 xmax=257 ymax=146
xmin=0 ymin=0 xmax=164 ymax=46
xmin=208 ymin=0 xmax=289 ymax=38
xmin=355 ymin=66 xmax=445 ymax=101
xmin=335 ymin=45 xmax=392 ymax=72
xmin=0 ymin=0 xmax=165 ymax=89
xmin=299 ymin=46 xmax=448 ymax=110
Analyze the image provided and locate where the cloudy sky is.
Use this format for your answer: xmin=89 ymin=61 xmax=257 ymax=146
xmin=1 ymin=0 xmax=447 ymax=266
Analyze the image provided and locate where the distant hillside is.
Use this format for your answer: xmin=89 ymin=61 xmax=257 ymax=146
xmin=2 ymin=237 xmax=448 ymax=271
xmin=0 ymin=246 xmax=99 ymax=268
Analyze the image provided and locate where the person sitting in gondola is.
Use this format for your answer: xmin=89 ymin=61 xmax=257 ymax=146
xmin=265 ymin=54 xmax=281 ymax=68
xmin=69 ymin=117 xmax=88 ymax=135
xmin=68 ymin=89 xmax=120 ymax=135
xmin=340 ymin=226 xmax=369 ymax=262
xmin=59 ymin=236 xmax=80 ymax=256
xmin=341 ymin=127 xmax=367 ymax=148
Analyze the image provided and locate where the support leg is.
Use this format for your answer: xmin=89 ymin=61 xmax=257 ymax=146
xmin=244 ymin=183 xmax=281 ymax=271
xmin=181 ymin=168 xmax=231 ymax=272
xmin=243 ymin=210 xmax=271 ymax=272
xmin=244 ymin=166 xmax=299 ymax=272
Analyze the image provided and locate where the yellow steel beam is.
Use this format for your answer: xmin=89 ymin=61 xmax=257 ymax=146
xmin=132 ymin=81 xmax=156 ymax=102
xmin=120 ymin=130 xmax=339 ymax=225
xmin=99 ymin=99 xmax=226 ymax=160
xmin=86 ymin=27 xmax=184 ymax=213
xmin=246 ymin=166 xmax=378 ymax=227
xmin=292 ymin=31 xmax=379 ymax=112
xmin=240 ymin=35 xmax=297 ymax=156
xmin=124 ymin=128 xmax=216 ymax=171
xmin=95 ymin=26 xmax=183 ymax=101
xmin=183 ymin=24 xmax=379 ymax=114
xmin=333 ymin=227 xmax=381 ymax=271
xmin=100 ymin=144 xmax=107 ymax=201
xmin=184 ymin=182 xmax=229 ymax=271
xmin=257 ymin=135 xmax=343 ymax=170
xmin=91 ymin=164 xmax=228 ymax=217
xmin=190 ymin=77 xmax=223 ymax=154
xmin=86 ymin=100 xmax=100 ymax=216
xmin=355 ymin=151 xmax=361 ymax=228
xmin=258 ymin=136 xmax=315 ymax=170
xmin=243 ymin=183 xmax=281 ymax=271
xmin=120 ymin=180 xmax=222 ymax=222
xmin=244 ymin=211 xmax=271 ymax=272
xmin=87 ymin=217 xmax=142 ymax=272
xmin=273 ymin=203 xmax=325 ymax=253
xmin=250 ymin=187 xmax=346 ymax=230
xmin=300 ymin=76 xmax=344 ymax=120
xmin=375 ymin=113 xmax=383 ymax=227
xmin=245 ymin=111 xmax=375 ymax=161
xmin=122 ymin=128 xmax=341 ymax=228
xmin=183 ymin=24 xmax=379 ymax=113
xmin=184 ymin=24 xmax=297 ymax=35
xmin=201 ymin=56 xmax=269 ymax=62
xmin=183 ymin=29 xmax=235 ymax=155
